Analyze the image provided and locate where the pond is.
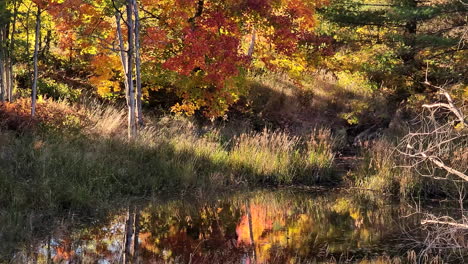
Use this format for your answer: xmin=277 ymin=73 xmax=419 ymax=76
xmin=8 ymin=189 xmax=433 ymax=263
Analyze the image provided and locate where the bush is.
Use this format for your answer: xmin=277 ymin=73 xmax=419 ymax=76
xmin=37 ymin=78 xmax=81 ymax=101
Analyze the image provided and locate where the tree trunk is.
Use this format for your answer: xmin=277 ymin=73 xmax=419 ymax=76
xmin=115 ymin=12 xmax=129 ymax=106
xmin=0 ymin=47 xmax=5 ymax=103
xmin=0 ymin=25 xmax=5 ymax=103
xmin=8 ymin=0 xmax=18 ymax=102
xmin=126 ymin=0 xmax=136 ymax=138
xmin=31 ymin=7 xmax=41 ymax=117
xmin=133 ymin=0 xmax=143 ymax=126
xmin=122 ymin=206 xmax=135 ymax=264
xmin=245 ymin=199 xmax=256 ymax=262
xmin=2 ymin=19 xmax=11 ymax=102
xmin=4 ymin=57 xmax=10 ymax=102
xmin=247 ymin=27 xmax=256 ymax=58
xmin=402 ymin=0 xmax=417 ymax=64
xmin=133 ymin=208 xmax=140 ymax=263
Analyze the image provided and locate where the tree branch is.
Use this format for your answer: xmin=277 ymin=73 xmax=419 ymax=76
xmin=421 ymin=219 xmax=468 ymax=229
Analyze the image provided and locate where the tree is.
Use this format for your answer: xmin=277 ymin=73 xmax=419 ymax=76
xmin=133 ymin=0 xmax=143 ymax=126
xmin=113 ymin=0 xmax=140 ymax=138
xmin=320 ymin=0 xmax=467 ymax=90
xmin=141 ymin=0 xmax=329 ymax=117
xmin=31 ymin=1 xmax=41 ymax=116
xmin=0 ymin=0 xmax=19 ymax=103
xmin=3 ymin=0 xmax=330 ymax=130
xmin=125 ymin=0 xmax=136 ymax=138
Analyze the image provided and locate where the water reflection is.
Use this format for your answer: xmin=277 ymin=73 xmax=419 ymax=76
xmin=11 ymin=190 xmax=418 ymax=263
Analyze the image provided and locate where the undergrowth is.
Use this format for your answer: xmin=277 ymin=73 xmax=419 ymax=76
xmin=0 ymin=98 xmax=338 ymax=213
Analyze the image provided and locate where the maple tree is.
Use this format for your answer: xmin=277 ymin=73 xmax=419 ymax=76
xmin=44 ymin=0 xmax=330 ymax=124
xmin=142 ymin=0 xmax=331 ymax=116
xmin=3 ymin=0 xmax=332 ymax=131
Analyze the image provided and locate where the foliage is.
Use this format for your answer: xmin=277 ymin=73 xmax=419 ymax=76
xmin=36 ymin=78 xmax=81 ymax=101
xmin=89 ymin=54 xmax=122 ymax=99
xmin=319 ymin=0 xmax=467 ymax=93
xmin=0 ymin=98 xmax=85 ymax=133
xmin=15 ymin=0 xmax=334 ymax=117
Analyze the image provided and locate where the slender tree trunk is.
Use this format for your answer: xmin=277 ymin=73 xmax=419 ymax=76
xmin=402 ymin=0 xmax=417 ymax=64
xmin=31 ymin=7 xmax=41 ymax=117
xmin=5 ymin=57 xmax=10 ymax=101
xmin=0 ymin=46 xmax=5 ymax=103
xmin=133 ymin=208 xmax=140 ymax=263
xmin=115 ymin=12 xmax=130 ymax=106
xmin=247 ymin=27 xmax=256 ymax=58
xmin=3 ymin=21 xmax=11 ymax=102
xmin=8 ymin=0 xmax=18 ymax=102
xmin=122 ymin=206 xmax=135 ymax=264
xmin=133 ymin=0 xmax=143 ymax=126
xmin=7 ymin=60 xmax=13 ymax=101
xmin=245 ymin=200 xmax=256 ymax=262
xmin=126 ymin=0 xmax=136 ymax=138
xmin=0 ymin=26 xmax=5 ymax=103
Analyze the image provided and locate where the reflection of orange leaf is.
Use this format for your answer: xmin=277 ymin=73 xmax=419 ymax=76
xmin=53 ymin=240 xmax=75 ymax=262
xmin=139 ymin=232 xmax=160 ymax=254
xmin=236 ymin=204 xmax=274 ymax=246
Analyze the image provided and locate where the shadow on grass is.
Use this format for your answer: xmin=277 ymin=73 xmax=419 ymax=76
xmin=238 ymin=73 xmax=395 ymax=137
xmin=0 ymin=125 xmax=337 ymax=260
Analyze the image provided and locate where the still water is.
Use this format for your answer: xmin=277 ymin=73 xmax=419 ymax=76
xmin=10 ymin=189 xmax=425 ymax=263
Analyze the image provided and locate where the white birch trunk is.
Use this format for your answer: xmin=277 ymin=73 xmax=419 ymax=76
xmin=31 ymin=7 xmax=41 ymax=117
xmin=9 ymin=0 xmax=18 ymax=102
xmin=247 ymin=28 xmax=256 ymax=58
xmin=0 ymin=26 xmax=5 ymax=103
xmin=0 ymin=53 xmax=5 ymax=103
xmin=126 ymin=0 xmax=136 ymax=138
xmin=133 ymin=0 xmax=143 ymax=126
xmin=115 ymin=12 xmax=129 ymax=106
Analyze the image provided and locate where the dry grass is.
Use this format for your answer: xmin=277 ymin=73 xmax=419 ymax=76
xmin=243 ymin=71 xmax=393 ymax=134
xmin=0 ymin=98 xmax=338 ymax=211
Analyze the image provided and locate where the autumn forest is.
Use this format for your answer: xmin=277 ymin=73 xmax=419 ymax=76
xmin=0 ymin=0 xmax=467 ymax=263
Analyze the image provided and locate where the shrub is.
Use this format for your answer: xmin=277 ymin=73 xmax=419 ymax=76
xmin=0 ymin=98 xmax=86 ymax=134
xmin=37 ymin=78 xmax=81 ymax=102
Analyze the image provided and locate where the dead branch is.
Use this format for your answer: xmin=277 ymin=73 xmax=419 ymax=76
xmin=422 ymin=219 xmax=468 ymax=229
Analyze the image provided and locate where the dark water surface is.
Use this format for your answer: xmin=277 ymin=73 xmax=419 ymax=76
xmin=8 ymin=189 xmax=427 ymax=263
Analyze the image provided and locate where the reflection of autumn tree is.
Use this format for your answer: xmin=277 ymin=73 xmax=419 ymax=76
xmin=137 ymin=200 xmax=242 ymax=262
xmin=25 ymin=191 xmax=415 ymax=263
xmin=33 ymin=213 xmax=127 ymax=263
xmin=235 ymin=191 xmax=416 ymax=263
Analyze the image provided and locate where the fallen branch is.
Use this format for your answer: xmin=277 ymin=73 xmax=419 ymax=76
xmin=422 ymin=84 xmax=467 ymax=127
xmin=416 ymin=150 xmax=468 ymax=182
xmin=421 ymin=219 xmax=468 ymax=229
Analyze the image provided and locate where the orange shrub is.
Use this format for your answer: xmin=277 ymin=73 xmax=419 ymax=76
xmin=0 ymin=98 xmax=86 ymax=133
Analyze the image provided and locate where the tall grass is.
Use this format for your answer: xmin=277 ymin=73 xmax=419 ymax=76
xmin=0 ymin=99 xmax=338 ymax=215
xmin=351 ymin=137 xmax=461 ymax=198
xmin=353 ymin=140 xmax=405 ymax=195
xmin=229 ymin=128 xmax=336 ymax=183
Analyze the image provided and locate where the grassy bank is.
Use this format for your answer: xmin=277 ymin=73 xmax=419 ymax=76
xmin=0 ymin=98 xmax=340 ymax=258
xmin=0 ymin=98 xmax=338 ymax=211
